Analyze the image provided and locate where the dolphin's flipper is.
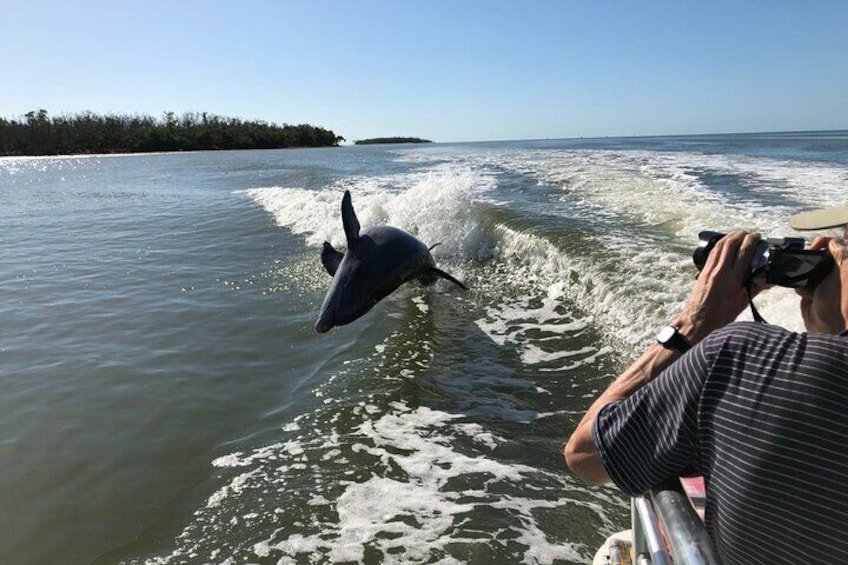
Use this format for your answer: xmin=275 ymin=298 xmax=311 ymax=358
xmin=321 ymin=241 xmax=344 ymax=276
xmin=430 ymin=267 xmax=469 ymax=290
xmin=341 ymin=190 xmax=361 ymax=246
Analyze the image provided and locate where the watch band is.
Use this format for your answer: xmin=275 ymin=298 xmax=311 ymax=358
xmin=656 ymin=325 xmax=691 ymax=354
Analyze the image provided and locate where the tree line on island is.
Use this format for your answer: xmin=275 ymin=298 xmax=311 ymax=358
xmin=0 ymin=109 xmax=345 ymax=156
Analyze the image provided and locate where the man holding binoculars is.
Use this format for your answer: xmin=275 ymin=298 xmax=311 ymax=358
xmin=565 ymin=201 xmax=848 ymax=563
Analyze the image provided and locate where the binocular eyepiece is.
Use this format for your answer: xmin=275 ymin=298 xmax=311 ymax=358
xmin=693 ymin=231 xmax=834 ymax=289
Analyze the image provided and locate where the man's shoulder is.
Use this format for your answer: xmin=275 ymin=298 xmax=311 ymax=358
xmin=705 ymin=321 xmax=796 ymax=350
xmin=710 ymin=321 xmax=848 ymax=348
xmin=703 ymin=321 xmax=848 ymax=380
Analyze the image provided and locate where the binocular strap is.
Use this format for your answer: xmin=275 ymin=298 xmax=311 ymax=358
xmin=746 ymin=283 xmax=767 ymax=324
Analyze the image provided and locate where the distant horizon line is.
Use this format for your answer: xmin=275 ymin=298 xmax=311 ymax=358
xmin=424 ymin=128 xmax=848 ymax=146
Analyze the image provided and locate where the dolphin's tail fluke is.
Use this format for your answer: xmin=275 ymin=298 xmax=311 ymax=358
xmin=430 ymin=267 xmax=468 ymax=290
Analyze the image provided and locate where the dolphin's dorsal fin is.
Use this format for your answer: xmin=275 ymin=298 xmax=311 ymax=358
xmin=430 ymin=267 xmax=469 ymax=290
xmin=321 ymin=241 xmax=344 ymax=277
xmin=341 ymin=190 xmax=360 ymax=246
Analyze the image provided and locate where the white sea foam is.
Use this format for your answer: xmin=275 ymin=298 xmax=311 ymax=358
xmin=245 ymin=143 xmax=831 ymax=353
xmin=246 ymin=404 xmax=587 ymax=564
xmin=152 ymin=402 xmax=597 ymax=564
xmin=246 ymin=164 xmax=497 ymax=258
xmin=144 ymin=306 xmax=614 ymax=564
xmin=442 ymin=147 xmax=826 ymax=348
xmin=480 ymin=223 xmax=689 ymax=350
xmin=247 ymin=146 xmax=818 ymax=349
xmin=464 ymin=148 xmax=847 ymax=239
xmin=509 ymin=149 xmax=831 ymax=331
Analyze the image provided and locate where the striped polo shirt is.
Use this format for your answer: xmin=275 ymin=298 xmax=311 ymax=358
xmin=593 ymin=321 xmax=848 ymax=564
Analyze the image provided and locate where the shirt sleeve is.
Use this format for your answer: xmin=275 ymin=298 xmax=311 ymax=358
xmin=592 ymin=341 xmax=710 ymax=496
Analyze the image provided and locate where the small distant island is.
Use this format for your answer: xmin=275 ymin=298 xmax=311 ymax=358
xmin=354 ymin=137 xmax=432 ymax=145
xmin=0 ymin=109 xmax=345 ymax=156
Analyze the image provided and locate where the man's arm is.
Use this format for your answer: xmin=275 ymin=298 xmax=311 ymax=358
xmin=564 ymin=320 xmax=696 ymax=484
xmin=564 ymin=231 xmax=762 ymax=485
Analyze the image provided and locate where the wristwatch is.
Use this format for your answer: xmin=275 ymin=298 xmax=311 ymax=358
xmin=656 ymin=325 xmax=691 ymax=354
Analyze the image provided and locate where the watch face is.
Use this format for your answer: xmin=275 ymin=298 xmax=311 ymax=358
xmin=657 ymin=326 xmax=676 ymax=342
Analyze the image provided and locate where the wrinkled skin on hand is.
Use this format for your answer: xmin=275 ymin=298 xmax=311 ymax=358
xmin=676 ymin=231 xmax=765 ymax=342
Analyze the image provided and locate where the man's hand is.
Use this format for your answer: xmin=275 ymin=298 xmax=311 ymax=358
xmin=831 ymin=238 xmax=848 ymax=327
xmin=674 ymin=231 xmax=763 ymax=344
xmin=797 ymin=237 xmax=848 ymax=334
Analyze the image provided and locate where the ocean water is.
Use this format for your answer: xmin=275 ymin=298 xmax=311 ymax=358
xmin=2 ymin=132 xmax=847 ymax=565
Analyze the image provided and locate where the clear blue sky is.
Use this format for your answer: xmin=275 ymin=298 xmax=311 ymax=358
xmin=2 ymin=0 xmax=846 ymax=142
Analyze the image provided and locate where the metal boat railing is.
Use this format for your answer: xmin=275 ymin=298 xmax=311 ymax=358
xmin=631 ymin=478 xmax=723 ymax=565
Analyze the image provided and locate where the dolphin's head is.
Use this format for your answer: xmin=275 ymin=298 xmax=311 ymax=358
xmin=314 ymin=252 xmax=379 ymax=333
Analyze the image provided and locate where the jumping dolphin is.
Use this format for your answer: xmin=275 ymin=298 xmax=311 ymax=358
xmin=314 ymin=190 xmax=467 ymax=333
